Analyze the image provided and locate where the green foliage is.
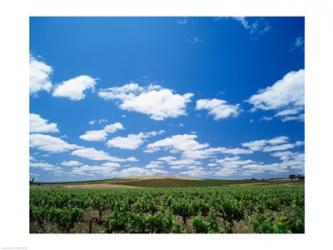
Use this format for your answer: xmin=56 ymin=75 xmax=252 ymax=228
xmin=145 ymin=211 xmax=174 ymax=233
xmin=207 ymin=211 xmax=219 ymax=233
xmin=127 ymin=213 xmax=146 ymax=233
xmin=30 ymin=185 xmax=304 ymax=233
xmin=106 ymin=211 xmax=128 ymax=233
xmin=171 ymin=200 xmax=193 ymax=224
xmin=46 ymin=207 xmax=83 ymax=232
xmin=220 ymin=199 xmax=243 ymax=221
xmin=193 ymin=216 xmax=209 ymax=233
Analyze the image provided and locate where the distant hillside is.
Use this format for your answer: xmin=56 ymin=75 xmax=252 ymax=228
xmin=31 ymin=176 xmax=298 ymax=189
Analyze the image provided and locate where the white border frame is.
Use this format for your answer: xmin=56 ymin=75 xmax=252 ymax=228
xmin=1 ymin=0 xmax=333 ymax=249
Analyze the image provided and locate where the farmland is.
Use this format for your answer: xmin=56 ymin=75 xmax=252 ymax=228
xmin=30 ymin=177 xmax=304 ymax=233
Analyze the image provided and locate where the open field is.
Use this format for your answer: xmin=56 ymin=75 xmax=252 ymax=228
xmin=30 ymin=177 xmax=304 ymax=233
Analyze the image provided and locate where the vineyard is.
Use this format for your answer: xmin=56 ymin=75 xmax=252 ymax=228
xmin=30 ymin=185 xmax=304 ymax=233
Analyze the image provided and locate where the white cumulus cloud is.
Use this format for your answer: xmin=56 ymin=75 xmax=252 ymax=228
xmin=179 ymin=166 xmax=208 ymax=177
xmin=107 ymin=130 xmax=164 ymax=150
xmin=107 ymin=134 xmax=145 ymax=150
xmin=80 ymin=122 xmax=124 ymax=141
xmin=71 ymin=147 xmax=137 ymax=162
xmin=215 ymin=156 xmax=254 ymax=177
xmin=248 ymin=69 xmax=304 ymax=122
xmin=30 ymin=134 xmax=78 ymax=153
xmin=71 ymin=162 xmax=120 ymax=176
xmin=216 ymin=147 xmax=253 ymax=155
xmin=262 ymin=143 xmax=295 ymax=152
xmin=145 ymin=161 xmax=164 ymax=169
xmin=145 ymin=134 xmax=209 ymax=154
xmin=196 ymin=98 xmax=240 ymax=120
xmin=104 ymin=122 xmax=124 ymax=133
xmin=98 ymin=83 xmax=193 ymax=120
xmin=79 ymin=130 xmax=108 ymax=141
xmin=112 ymin=167 xmax=168 ymax=178
xmin=30 ymin=160 xmax=64 ymax=176
xmin=30 ymin=113 xmax=59 ymax=133
xmin=242 ymin=136 xmax=289 ymax=152
xmin=53 ymin=75 xmax=96 ymax=100
xmin=71 ymin=147 xmax=118 ymax=161
xmin=61 ymin=160 xmax=82 ymax=167
xmin=146 ymin=134 xmax=252 ymax=161
xmin=30 ymin=56 xmax=53 ymax=94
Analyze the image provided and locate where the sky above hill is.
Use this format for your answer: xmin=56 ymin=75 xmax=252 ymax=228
xmin=29 ymin=17 xmax=304 ymax=182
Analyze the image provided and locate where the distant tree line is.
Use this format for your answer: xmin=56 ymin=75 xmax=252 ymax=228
xmin=288 ymin=174 xmax=304 ymax=181
xmin=30 ymin=177 xmax=41 ymax=185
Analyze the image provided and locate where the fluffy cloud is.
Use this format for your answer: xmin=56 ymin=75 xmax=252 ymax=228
xmin=158 ymin=156 xmax=202 ymax=169
xmin=248 ymin=69 xmax=304 ymax=122
xmin=107 ymin=134 xmax=144 ymax=150
xmin=145 ymin=134 xmax=208 ymax=153
xmin=71 ymin=162 xmax=120 ymax=176
xmin=217 ymin=147 xmax=253 ymax=155
xmin=61 ymin=160 xmax=82 ymax=167
xmin=79 ymin=130 xmax=107 ymax=141
xmin=30 ymin=161 xmax=58 ymax=171
xmin=30 ymin=159 xmax=64 ymax=175
xmin=126 ymin=157 xmax=139 ymax=162
xmin=241 ymin=152 xmax=304 ymax=176
xmin=52 ymin=75 xmax=96 ymax=100
xmin=100 ymin=83 xmax=143 ymax=98
xmin=241 ymin=140 xmax=266 ymax=151
xmin=262 ymin=143 xmax=295 ymax=152
xmin=267 ymin=136 xmax=289 ymax=145
xmin=216 ymin=156 xmax=254 ymax=166
xmin=104 ymin=122 xmax=124 ymax=133
xmin=71 ymin=147 xmax=137 ymax=162
xmin=30 ymin=134 xmax=78 ymax=153
xmin=98 ymin=83 xmax=193 ymax=120
xmin=196 ymin=98 xmax=240 ymax=120
xmin=179 ymin=166 xmax=208 ymax=177
xmin=270 ymin=150 xmax=304 ymax=170
xmin=113 ymin=167 xmax=168 ymax=178
xmin=30 ymin=113 xmax=59 ymax=133
xmin=30 ymin=56 xmax=53 ymax=94
xmin=240 ymin=164 xmax=274 ymax=176
xmin=213 ymin=149 xmax=304 ymax=177
xmin=215 ymin=156 xmax=254 ymax=177
xmin=145 ymin=161 xmax=164 ymax=169
xmin=158 ymin=156 xmax=177 ymax=162
xmin=80 ymin=122 xmax=124 ymax=141
xmin=146 ymin=134 xmax=252 ymax=160
xmin=242 ymin=136 xmax=299 ymax=153
xmin=182 ymin=146 xmax=252 ymax=160
xmin=242 ymin=136 xmax=289 ymax=151
xmin=144 ymin=134 xmax=303 ymax=177
xmin=107 ymin=130 xmax=164 ymax=150
xmin=71 ymin=147 xmax=118 ymax=161
xmin=117 ymin=167 xmax=149 ymax=177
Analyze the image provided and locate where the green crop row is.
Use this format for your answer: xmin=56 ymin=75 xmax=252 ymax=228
xmin=30 ymin=185 xmax=304 ymax=233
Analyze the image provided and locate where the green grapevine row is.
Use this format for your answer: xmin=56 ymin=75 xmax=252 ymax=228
xmin=30 ymin=185 xmax=304 ymax=233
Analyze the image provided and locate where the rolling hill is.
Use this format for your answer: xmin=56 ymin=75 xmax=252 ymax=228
xmin=30 ymin=176 xmax=296 ymax=189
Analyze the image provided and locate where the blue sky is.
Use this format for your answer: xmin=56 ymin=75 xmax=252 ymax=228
xmin=29 ymin=17 xmax=304 ymax=181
